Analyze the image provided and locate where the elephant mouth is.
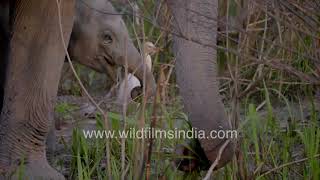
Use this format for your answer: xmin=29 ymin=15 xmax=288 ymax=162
xmin=99 ymin=56 xmax=117 ymax=82
xmin=104 ymin=54 xmax=115 ymax=66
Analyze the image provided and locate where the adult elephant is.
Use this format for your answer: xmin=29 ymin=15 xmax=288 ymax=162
xmin=0 ymin=0 xmax=155 ymax=179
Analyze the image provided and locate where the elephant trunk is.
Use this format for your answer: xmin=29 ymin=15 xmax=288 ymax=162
xmin=122 ymin=41 xmax=156 ymax=98
xmin=168 ymin=0 xmax=235 ymax=169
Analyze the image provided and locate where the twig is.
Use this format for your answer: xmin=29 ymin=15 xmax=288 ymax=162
xmin=259 ymin=154 xmax=320 ymax=177
xmin=121 ymin=38 xmax=129 ymax=180
xmin=203 ymin=140 xmax=231 ymax=180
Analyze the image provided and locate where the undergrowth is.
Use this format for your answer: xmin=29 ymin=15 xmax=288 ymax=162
xmin=54 ymin=0 xmax=320 ymax=179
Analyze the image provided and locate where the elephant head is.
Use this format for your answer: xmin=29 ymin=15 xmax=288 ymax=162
xmin=167 ymin=0 xmax=236 ymax=170
xmin=68 ymin=0 xmax=156 ymax=97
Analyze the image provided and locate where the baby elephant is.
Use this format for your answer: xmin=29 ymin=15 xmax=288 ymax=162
xmin=49 ymin=0 xmax=158 ymax=162
xmin=69 ymin=0 xmax=156 ymax=96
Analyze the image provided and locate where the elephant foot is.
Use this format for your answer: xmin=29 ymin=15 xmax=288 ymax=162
xmin=1 ymin=158 xmax=64 ymax=180
xmin=21 ymin=159 xmax=64 ymax=180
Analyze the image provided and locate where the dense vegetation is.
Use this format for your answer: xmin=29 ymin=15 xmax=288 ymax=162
xmin=53 ymin=0 xmax=320 ymax=179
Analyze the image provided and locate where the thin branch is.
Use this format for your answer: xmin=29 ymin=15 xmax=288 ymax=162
xmin=259 ymin=154 xmax=320 ymax=177
xmin=203 ymin=140 xmax=231 ymax=180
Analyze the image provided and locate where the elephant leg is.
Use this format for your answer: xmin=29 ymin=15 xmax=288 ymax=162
xmin=0 ymin=0 xmax=75 ymax=179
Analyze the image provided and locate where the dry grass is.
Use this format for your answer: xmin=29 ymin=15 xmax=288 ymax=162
xmin=54 ymin=0 xmax=320 ymax=179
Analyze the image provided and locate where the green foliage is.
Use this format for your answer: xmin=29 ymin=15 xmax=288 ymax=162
xmin=55 ymin=102 xmax=79 ymax=119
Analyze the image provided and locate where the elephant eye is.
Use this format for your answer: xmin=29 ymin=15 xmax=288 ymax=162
xmin=103 ymin=33 xmax=113 ymax=44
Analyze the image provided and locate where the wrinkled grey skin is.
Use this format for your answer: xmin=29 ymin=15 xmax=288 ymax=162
xmin=0 ymin=0 xmax=155 ymax=179
xmin=69 ymin=0 xmax=156 ymax=94
xmin=0 ymin=1 xmax=75 ymax=179
xmin=167 ymin=0 xmax=235 ymax=170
